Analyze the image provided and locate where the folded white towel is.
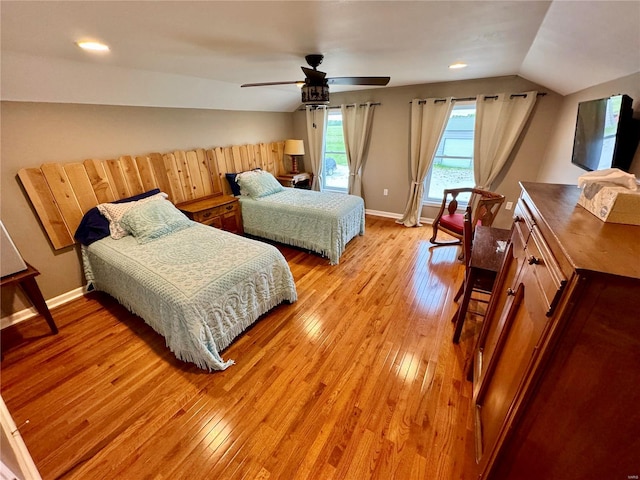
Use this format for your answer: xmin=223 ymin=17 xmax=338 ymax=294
xmin=577 ymin=168 xmax=638 ymax=190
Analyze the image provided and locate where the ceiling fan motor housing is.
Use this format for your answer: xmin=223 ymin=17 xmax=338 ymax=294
xmin=301 ymin=83 xmax=330 ymax=105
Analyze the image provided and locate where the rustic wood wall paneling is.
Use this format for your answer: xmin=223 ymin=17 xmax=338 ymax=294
xmin=17 ymin=168 xmax=73 ymax=250
xmin=161 ymin=152 xmax=185 ymax=204
xmin=64 ymin=163 xmax=99 ymax=215
xmin=83 ymin=159 xmax=116 ymax=204
xmin=40 ymin=163 xmax=84 ymax=241
xmin=147 ymin=153 xmax=173 ymax=202
xmin=120 ymin=155 xmax=145 ymax=197
xmin=104 ymin=159 xmax=131 ymax=200
xmin=194 ymin=149 xmax=214 ymax=198
xmin=18 ymin=141 xmax=285 ymax=250
xmin=204 ymin=149 xmax=223 ymax=196
xmin=134 ymin=155 xmax=159 ymax=194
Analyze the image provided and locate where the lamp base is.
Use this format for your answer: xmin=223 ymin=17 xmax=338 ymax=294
xmin=290 ymin=156 xmax=300 ymax=174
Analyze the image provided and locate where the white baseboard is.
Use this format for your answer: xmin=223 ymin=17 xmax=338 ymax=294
xmin=1 ymin=286 xmax=86 ymax=330
xmin=365 ymin=208 xmax=433 ymax=225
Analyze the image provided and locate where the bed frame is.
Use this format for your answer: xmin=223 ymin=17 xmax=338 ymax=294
xmin=18 ymin=141 xmax=285 ymax=250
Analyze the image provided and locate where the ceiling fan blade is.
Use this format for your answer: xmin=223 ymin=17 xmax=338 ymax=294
xmin=327 ymin=76 xmax=391 ymax=86
xmin=241 ymin=80 xmax=303 ymax=88
xmin=301 ymin=66 xmax=327 ymax=84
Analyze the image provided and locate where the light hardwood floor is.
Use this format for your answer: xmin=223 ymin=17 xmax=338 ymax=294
xmin=1 ymin=215 xmax=481 ymax=480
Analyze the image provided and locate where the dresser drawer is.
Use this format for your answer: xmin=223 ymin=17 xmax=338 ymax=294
xmin=513 ymin=199 xmax=535 ymax=245
xmin=525 ymin=225 xmax=567 ymax=316
xmin=192 ymin=202 xmax=238 ymax=223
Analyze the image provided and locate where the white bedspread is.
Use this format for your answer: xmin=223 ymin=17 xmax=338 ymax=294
xmin=82 ymin=223 xmax=297 ymax=370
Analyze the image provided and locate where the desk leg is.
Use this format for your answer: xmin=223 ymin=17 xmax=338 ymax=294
xmin=20 ymin=277 xmax=58 ymax=334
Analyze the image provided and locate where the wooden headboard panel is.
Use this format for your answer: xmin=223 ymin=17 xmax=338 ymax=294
xmin=18 ymin=141 xmax=285 ymax=249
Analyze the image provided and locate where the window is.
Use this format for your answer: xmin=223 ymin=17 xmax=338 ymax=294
xmin=423 ymin=102 xmax=476 ymax=203
xmin=323 ymin=111 xmax=348 ymax=192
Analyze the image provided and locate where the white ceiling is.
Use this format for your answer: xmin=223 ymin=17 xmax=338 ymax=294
xmin=1 ymin=1 xmax=639 ymax=113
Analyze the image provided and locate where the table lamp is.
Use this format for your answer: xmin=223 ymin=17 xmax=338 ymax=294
xmin=284 ymin=139 xmax=305 ymax=174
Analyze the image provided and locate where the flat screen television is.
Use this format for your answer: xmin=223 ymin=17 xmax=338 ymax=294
xmin=571 ymin=94 xmax=639 ymax=172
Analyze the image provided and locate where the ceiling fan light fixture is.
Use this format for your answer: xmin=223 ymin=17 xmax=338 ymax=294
xmin=301 ymin=84 xmax=330 ymax=105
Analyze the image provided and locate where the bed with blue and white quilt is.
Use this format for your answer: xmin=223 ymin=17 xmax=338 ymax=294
xmin=76 ymin=193 xmax=297 ymax=371
xmin=233 ymin=170 xmax=365 ymax=265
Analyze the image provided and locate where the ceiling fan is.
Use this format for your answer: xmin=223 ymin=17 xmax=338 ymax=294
xmin=241 ymin=54 xmax=390 ymax=105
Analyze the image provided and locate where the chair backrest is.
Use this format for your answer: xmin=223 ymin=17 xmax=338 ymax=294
xmin=469 ymin=190 xmax=506 ymax=228
xmin=463 ymin=206 xmax=473 ymax=268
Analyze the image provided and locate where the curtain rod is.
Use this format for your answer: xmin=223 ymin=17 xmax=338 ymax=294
xmin=297 ymin=102 xmax=381 ymax=111
xmin=411 ymin=92 xmax=546 ymax=105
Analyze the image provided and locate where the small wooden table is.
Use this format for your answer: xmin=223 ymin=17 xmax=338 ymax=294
xmin=276 ymin=172 xmax=313 ymax=188
xmin=176 ymin=194 xmax=243 ymax=234
xmin=452 ymin=226 xmax=510 ymax=343
xmin=0 ymin=263 xmax=58 ymax=334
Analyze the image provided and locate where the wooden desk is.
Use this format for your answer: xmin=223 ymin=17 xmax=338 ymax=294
xmin=0 ymin=263 xmax=58 ymax=334
xmin=452 ymin=226 xmax=510 ymax=343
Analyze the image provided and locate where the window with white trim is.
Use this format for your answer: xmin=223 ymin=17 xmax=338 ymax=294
xmin=423 ymin=102 xmax=476 ymax=203
xmin=322 ymin=111 xmax=348 ymax=192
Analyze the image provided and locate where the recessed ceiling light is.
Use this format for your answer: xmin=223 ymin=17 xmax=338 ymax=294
xmin=449 ymin=62 xmax=468 ymax=70
xmin=76 ymin=41 xmax=110 ymax=52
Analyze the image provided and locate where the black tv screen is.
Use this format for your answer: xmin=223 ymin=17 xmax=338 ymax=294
xmin=571 ymin=94 xmax=638 ymax=172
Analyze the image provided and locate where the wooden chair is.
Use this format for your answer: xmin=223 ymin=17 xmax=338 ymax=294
xmin=430 ymin=188 xmax=505 ymax=247
xmin=451 ymin=207 xmax=504 ymax=344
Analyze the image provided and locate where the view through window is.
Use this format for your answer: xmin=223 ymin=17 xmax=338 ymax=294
xmin=424 ymin=102 xmax=476 ymax=203
xmin=323 ymin=111 xmax=348 ymax=192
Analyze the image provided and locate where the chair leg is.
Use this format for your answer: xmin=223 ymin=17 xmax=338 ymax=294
xmin=453 ymin=270 xmax=475 ymax=344
xmin=454 ymin=280 xmax=464 ymax=303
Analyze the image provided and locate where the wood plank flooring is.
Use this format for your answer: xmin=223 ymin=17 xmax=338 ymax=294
xmin=1 ymin=215 xmax=481 ymax=480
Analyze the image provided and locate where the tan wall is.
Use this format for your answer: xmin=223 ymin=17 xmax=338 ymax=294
xmin=293 ymin=75 xmax=563 ymax=229
xmin=1 ymin=102 xmax=292 ymax=314
xmin=536 ymin=72 xmax=640 ymax=183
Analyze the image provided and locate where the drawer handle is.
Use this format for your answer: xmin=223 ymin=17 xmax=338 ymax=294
xmin=506 ymin=288 xmax=516 ymax=296
xmin=528 ymin=255 xmax=540 ymax=265
xmin=202 ymin=212 xmax=212 ymax=218
xmin=225 ymin=205 xmax=233 ymax=211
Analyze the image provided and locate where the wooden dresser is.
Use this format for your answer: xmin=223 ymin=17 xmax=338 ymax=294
xmin=176 ymin=194 xmax=243 ymax=235
xmin=472 ymin=182 xmax=640 ymax=480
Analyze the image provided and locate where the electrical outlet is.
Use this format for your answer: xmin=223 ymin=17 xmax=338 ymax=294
xmin=383 ymin=189 xmax=388 ymax=196
xmin=505 ymin=201 xmax=513 ymax=210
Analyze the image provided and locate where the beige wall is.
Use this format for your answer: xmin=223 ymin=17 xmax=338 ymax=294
xmin=4 ymin=72 xmax=639 ymax=315
xmin=537 ymin=72 xmax=640 ymax=183
xmin=1 ymin=102 xmax=292 ymax=314
xmin=293 ymin=75 xmax=563 ymax=228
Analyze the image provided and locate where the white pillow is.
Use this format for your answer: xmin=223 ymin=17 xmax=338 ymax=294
xmin=97 ymin=192 xmax=168 ymax=239
xmin=121 ymin=199 xmax=193 ymax=244
xmin=236 ymin=170 xmax=284 ymax=198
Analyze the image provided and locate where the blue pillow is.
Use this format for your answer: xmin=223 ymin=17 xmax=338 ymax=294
xmin=225 ymin=168 xmax=261 ymax=196
xmin=74 ymin=188 xmax=162 ymax=245
xmin=225 ymin=173 xmax=242 ymax=196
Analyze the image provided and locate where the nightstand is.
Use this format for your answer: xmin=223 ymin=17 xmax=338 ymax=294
xmin=176 ymin=194 xmax=243 ymax=234
xmin=276 ymin=172 xmax=313 ymax=189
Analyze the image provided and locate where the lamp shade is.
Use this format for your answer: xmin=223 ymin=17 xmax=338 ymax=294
xmin=284 ymin=139 xmax=305 ymax=156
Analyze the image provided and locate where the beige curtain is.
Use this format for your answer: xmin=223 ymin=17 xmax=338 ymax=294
xmin=397 ymin=98 xmax=454 ymax=227
xmin=341 ymin=102 xmax=376 ymax=197
xmin=305 ymin=105 xmax=328 ymax=191
xmin=474 ymin=91 xmax=537 ymax=189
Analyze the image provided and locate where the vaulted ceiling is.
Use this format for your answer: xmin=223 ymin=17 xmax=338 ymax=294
xmin=2 ymin=1 xmax=639 ymax=112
